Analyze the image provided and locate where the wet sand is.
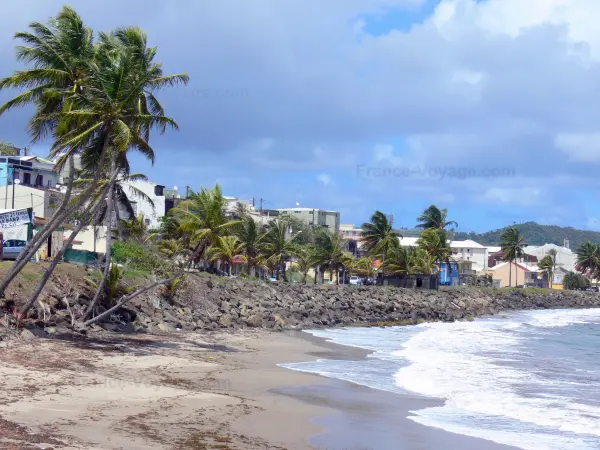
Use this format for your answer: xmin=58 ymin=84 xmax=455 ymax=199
xmin=0 ymin=329 xmax=516 ymax=449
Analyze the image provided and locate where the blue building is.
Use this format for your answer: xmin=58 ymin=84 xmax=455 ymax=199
xmin=0 ymin=156 xmax=58 ymax=188
xmin=439 ymin=261 xmax=460 ymax=286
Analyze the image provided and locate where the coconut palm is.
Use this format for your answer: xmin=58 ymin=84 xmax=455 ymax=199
xmin=235 ymin=216 xmax=262 ymax=276
xmin=417 ymin=228 xmax=452 ymax=268
xmin=416 ymin=205 xmax=458 ymax=230
xmin=173 ymin=184 xmax=239 ymax=267
xmin=500 ymin=227 xmax=526 ymax=287
xmin=290 ymin=245 xmax=316 ymax=283
xmin=361 ymin=211 xmax=401 ymax=278
xmin=313 ymin=230 xmax=348 ymax=284
xmin=538 ymin=255 xmax=554 ymax=288
xmin=207 ymin=236 xmax=246 ymax=275
xmin=0 ymin=141 xmax=19 ymax=156
xmin=121 ymin=213 xmax=148 ymax=243
xmin=575 ymin=241 xmax=600 ymax=280
xmin=259 ymin=219 xmax=301 ymax=281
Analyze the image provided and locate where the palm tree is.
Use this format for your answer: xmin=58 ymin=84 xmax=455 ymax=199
xmin=207 ymin=236 xmax=246 ymax=275
xmin=259 ymin=219 xmax=301 ymax=281
xmin=575 ymin=241 xmax=600 ymax=281
xmin=173 ymin=184 xmax=239 ymax=268
xmin=361 ymin=211 xmax=401 ymax=279
xmin=121 ymin=213 xmax=148 ymax=243
xmin=538 ymin=255 xmax=554 ymax=288
xmin=416 ymin=205 xmax=458 ymax=230
xmin=313 ymin=230 xmax=348 ymax=284
xmin=235 ymin=216 xmax=262 ymax=276
xmin=500 ymin=227 xmax=526 ymax=287
xmin=0 ymin=141 xmax=19 ymax=156
xmin=0 ymin=7 xmax=96 ymax=297
xmin=546 ymin=248 xmax=558 ymax=288
xmin=417 ymin=228 xmax=452 ymax=268
xmin=290 ymin=245 xmax=316 ymax=283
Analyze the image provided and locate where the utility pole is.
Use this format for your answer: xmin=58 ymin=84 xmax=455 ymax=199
xmin=252 ymin=197 xmax=255 ymax=208
xmin=259 ymin=198 xmax=263 ymax=216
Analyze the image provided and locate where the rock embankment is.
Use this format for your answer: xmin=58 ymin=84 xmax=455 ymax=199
xmin=130 ymin=276 xmax=600 ymax=332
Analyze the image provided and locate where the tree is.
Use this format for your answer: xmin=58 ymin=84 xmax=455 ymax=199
xmin=500 ymin=227 xmax=526 ymax=287
xmin=121 ymin=213 xmax=149 ymax=243
xmin=563 ymin=271 xmax=591 ymax=290
xmin=259 ymin=219 xmax=300 ymax=281
xmin=290 ymin=245 xmax=316 ymax=283
xmin=417 ymin=228 xmax=452 ymax=269
xmin=173 ymin=184 xmax=239 ymax=268
xmin=0 ymin=141 xmax=19 ymax=156
xmin=538 ymin=255 xmax=554 ymax=289
xmin=207 ymin=236 xmax=246 ymax=275
xmin=313 ymin=230 xmax=348 ymax=285
xmin=575 ymin=241 xmax=600 ymax=280
xmin=361 ymin=211 xmax=401 ymax=278
xmin=416 ymin=205 xmax=458 ymax=230
xmin=235 ymin=216 xmax=262 ymax=276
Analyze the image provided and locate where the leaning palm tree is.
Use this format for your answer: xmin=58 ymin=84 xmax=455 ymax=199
xmin=500 ymin=227 xmax=526 ymax=287
xmin=290 ymin=244 xmax=316 ymax=284
xmin=361 ymin=211 xmax=401 ymax=279
xmin=207 ymin=236 xmax=246 ymax=275
xmin=416 ymin=205 xmax=458 ymax=230
xmin=0 ymin=7 xmax=96 ymax=297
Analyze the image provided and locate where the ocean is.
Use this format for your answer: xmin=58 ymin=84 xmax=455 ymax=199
xmin=281 ymin=308 xmax=600 ymax=450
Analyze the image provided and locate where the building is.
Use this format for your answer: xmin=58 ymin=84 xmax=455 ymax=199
xmin=340 ymin=224 xmax=365 ymax=255
xmin=450 ymin=240 xmax=489 ymax=272
xmin=276 ymin=207 xmax=340 ymax=235
xmin=122 ymin=179 xmax=166 ymax=229
xmin=486 ymin=261 xmax=545 ymax=288
xmin=523 ymin=243 xmax=576 ymax=271
xmin=0 ymin=156 xmax=59 ymax=188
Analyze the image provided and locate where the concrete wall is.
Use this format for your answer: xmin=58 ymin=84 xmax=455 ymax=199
xmin=0 ymin=185 xmax=61 ymax=218
xmin=64 ymin=226 xmax=108 ymax=255
xmin=124 ymin=180 xmax=165 ymax=229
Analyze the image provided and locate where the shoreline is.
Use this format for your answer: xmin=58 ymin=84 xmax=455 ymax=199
xmin=280 ymin=330 xmax=518 ymax=450
xmin=0 ymin=321 xmax=541 ymax=449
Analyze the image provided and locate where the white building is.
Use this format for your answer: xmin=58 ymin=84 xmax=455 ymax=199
xmin=398 ymin=236 xmax=489 ymax=272
xmin=524 ymin=243 xmax=576 ymax=272
xmin=123 ymin=179 xmax=166 ymax=229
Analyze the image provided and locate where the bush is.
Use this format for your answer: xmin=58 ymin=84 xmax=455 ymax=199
xmin=112 ymin=240 xmax=168 ymax=275
xmin=563 ymin=271 xmax=591 ymax=290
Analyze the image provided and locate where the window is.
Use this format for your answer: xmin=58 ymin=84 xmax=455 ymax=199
xmin=35 ymin=174 xmax=43 ymax=186
xmin=295 ymin=211 xmax=301 ymax=213
xmin=23 ymin=172 xmax=31 ymax=185
xmin=145 ymin=218 xmax=151 ymax=225
xmin=154 ymin=185 xmax=164 ymax=196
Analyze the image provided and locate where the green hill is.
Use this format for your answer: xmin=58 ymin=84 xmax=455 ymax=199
xmin=452 ymin=222 xmax=600 ymax=249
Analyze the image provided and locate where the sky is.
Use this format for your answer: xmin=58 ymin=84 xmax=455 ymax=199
xmin=1 ymin=0 xmax=600 ymax=233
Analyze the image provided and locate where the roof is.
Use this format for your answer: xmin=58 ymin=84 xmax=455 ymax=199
xmin=487 ymin=246 xmax=502 ymax=253
xmin=277 ymin=207 xmax=338 ymax=213
xmin=489 ymin=261 xmax=539 ymax=272
xmin=398 ymin=236 xmax=419 ymax=246
xmin=450 ymin=239 xmax=486 ymax=249
xmin=20 ymin=155 xmax=55 ymax=165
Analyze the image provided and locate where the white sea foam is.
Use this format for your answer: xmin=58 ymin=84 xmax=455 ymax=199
xmin=283 ymin=309 xmax=600 ymax=450
xmin=393 ymin=311 xmax=600 ymax=449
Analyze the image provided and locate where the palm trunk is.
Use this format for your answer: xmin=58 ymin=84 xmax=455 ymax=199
xmin=85 ymin=158 xmax=118 ymax=318
xmin=0 ymin=129 xmax=112 ymax=297
xmin=509 ymin=260 xmax=512 ymax=287
xmin=113 ymin=193 xmax=123 ymax=242
xmin=22 ymin=194 xmax=105 ymax=315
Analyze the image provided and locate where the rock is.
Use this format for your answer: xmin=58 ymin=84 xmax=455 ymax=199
xmin=245 ymin=314 xmax=263 ymax=327
xmin=157 ymin=323 xmax=170 ymax=332
xmin=45 ymin=327 xmax=57 ymax=335
xmin=219 ymin=314 xmax=233 ymax=327
xmin=20 ymin=329 xmax=36 ymax=340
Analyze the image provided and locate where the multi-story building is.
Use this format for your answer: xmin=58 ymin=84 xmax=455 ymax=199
xmin=450 ymin=239 xmax=489 ymax=272
xmin=122 ymin=179 xmax=166 ymax=229
xmin=277 ymin=207 xmax=340 ymax=235
xmin=340 ymin=224 xmax=365 ymax=255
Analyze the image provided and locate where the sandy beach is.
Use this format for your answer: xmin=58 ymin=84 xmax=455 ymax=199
xmin=0 ymin=329 xmax=516 ymax=449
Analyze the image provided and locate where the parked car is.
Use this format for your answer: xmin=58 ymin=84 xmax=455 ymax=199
xmin=349 ymin=276 xmax=362 ymax=286
xmin=2 ymin=239 xmax=26 ymax=260
xmin=268 ymin=276 xmax=278 ymax=282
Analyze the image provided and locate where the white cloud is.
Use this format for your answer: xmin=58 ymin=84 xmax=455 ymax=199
xmin=477 ymin=187 xmax=543 ymax=207
xmin=555 ymin=133 xmax=600 ymax=162
xmin=317 ymin=173 xmax=334 ymax=186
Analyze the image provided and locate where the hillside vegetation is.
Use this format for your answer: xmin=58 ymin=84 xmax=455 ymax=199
xmin=452 ymin=222 xmax=600 ymax=248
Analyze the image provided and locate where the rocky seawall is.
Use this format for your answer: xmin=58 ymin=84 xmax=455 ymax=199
xmin=130 ymin=276 xmax=600 ymax=332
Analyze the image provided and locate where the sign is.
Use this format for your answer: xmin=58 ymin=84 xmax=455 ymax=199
xmin=0 ymin=209 xmax=30 ymax=229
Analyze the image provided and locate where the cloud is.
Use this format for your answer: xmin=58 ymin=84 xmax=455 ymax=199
xmin=1 ymin=0 xmax=600 ymax=230
xmin=317 ymin=173 xmax=334 ymax=186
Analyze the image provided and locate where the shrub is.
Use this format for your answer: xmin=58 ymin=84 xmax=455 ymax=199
xmin=112 ymin=240 xmax=168 ymax=275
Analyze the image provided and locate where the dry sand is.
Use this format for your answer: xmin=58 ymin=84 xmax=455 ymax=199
xmin=0 ymin=329 xmax=515 ymax=450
